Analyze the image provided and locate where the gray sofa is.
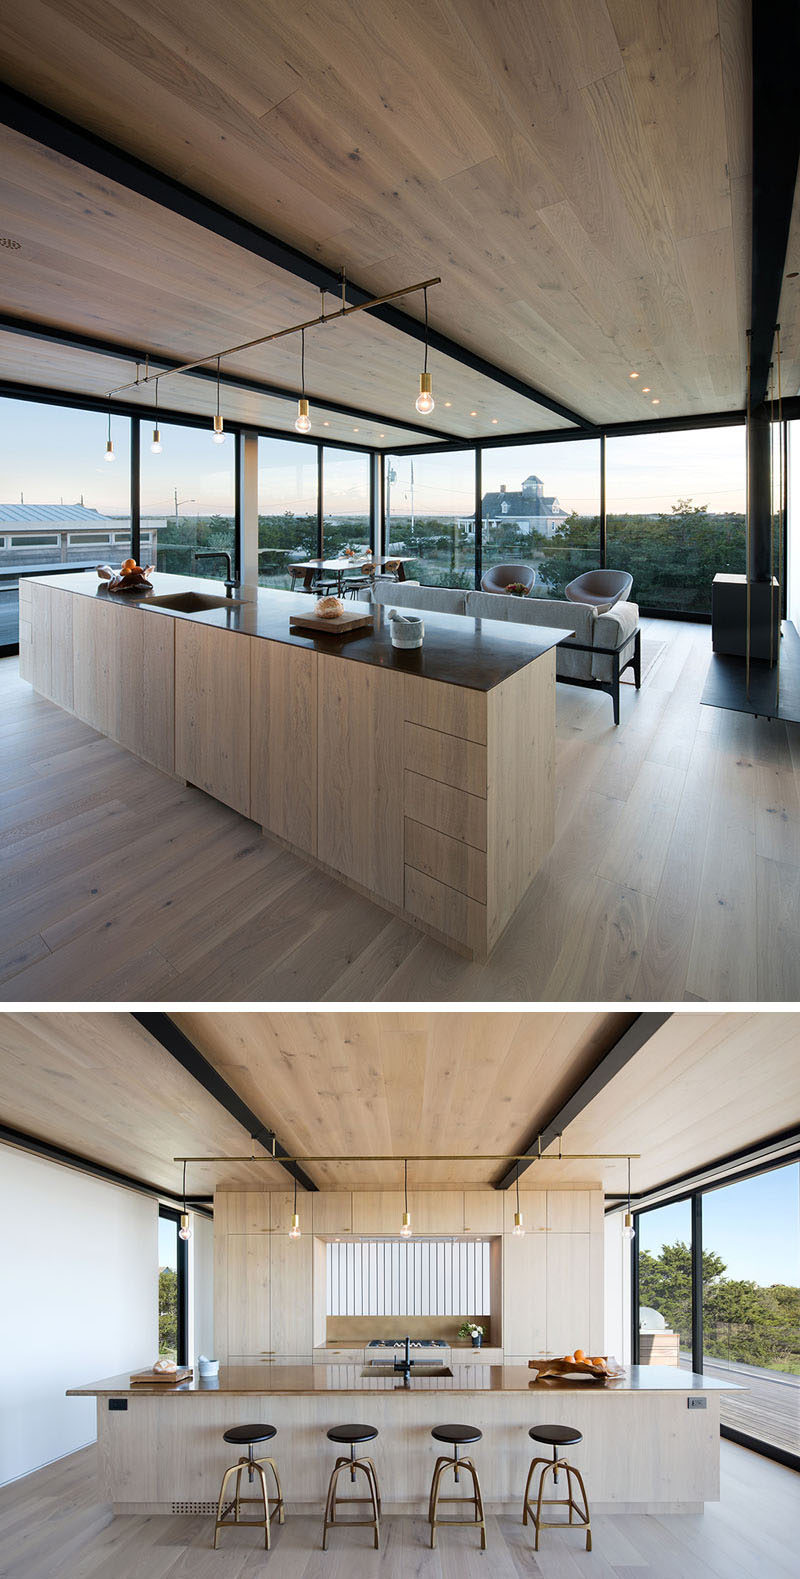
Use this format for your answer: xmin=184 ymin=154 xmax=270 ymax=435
xmin=466 ymin=590 xmax=640 ymax=724
xmin=373 ymin=581 xmax=467 ymax=615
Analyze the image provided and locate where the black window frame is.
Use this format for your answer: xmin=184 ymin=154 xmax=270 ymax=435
xmin=158 ymin=1204 xmax=188 ymax=1368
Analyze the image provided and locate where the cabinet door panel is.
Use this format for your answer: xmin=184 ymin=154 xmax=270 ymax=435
xmin=317 ymin=658 xmax=404 ymax=906
xmin=502 ymin=1234 xmax=547 ymax=1354
xmin=227 ymin=1235 xmax=270 ymax=1354
xmin=175 ymin=623 xmax=250 ymax=816
xmin=270 ymin=1234 xmax=313 ymax=1356
xmin=114 ymin=603 xmax=174 ymax=774
xmin=251 ymin=641 xmax=317 ymax=851
xmin=72 ymin=594 xmax=114 ymax=732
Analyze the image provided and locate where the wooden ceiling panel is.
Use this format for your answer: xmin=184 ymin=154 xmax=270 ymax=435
xmin=0 ymin=0 xmax=758 ymax=428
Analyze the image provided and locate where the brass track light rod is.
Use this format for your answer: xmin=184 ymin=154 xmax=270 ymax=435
xmin=173 ymin=1151 xmax=639 ymax=1164
xmin=107 ymin=274 xmax=442 ymax=397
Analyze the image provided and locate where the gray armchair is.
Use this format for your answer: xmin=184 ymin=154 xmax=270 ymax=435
xmin=480 ymin=563 xmax=536 ymax=595
xmin=565 ymin=569 xmax=632 ymax=612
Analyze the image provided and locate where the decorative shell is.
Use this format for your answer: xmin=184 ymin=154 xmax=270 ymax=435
xmin=153 ymin=1358 xmax=178 ymax=1374
xmin=315 ymin=595 xmax=345 ymax=619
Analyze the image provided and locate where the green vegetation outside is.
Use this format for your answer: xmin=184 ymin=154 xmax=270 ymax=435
xmin=640 ymin=1239 xmax=800 ymax=1376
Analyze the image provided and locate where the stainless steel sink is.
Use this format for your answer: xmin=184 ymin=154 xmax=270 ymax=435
xmin=361 ymin=1362 xmax=453 ymax=1378
xmin=141 ymin=591 xmax=249 ymax=613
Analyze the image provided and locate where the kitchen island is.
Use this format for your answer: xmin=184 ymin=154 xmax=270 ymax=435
xmin=19 ymin=570 xmax=570 ymax=957
xmin=69 ymin=1363 xmax=738 ymax=1516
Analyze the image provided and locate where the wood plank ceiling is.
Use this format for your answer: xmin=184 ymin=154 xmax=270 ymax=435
xmin=2 ymin=1012 xmax=798 ymax=1206
xmin=0 ymin=0 xmax=786 ymax=439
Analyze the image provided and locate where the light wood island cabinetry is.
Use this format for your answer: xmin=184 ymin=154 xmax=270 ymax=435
xmin=20 ymin=574 xmax=565 ymax=959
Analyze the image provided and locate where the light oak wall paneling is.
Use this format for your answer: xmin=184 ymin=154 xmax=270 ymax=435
xmin=226 ymin=1234 xmax=270 ymax=1356
xmin=174 ymin=621 xmax=251 ymax=817
xmin=71 ymin=593 xmax=113 ymax=735
xmin=312 ymin=1192 xmax=353 ymax=1234
xmin=546 ymin=1232 xmax=604 ymax=1357
xmin=270 ymin=1231 xmax=314 ymax=1357
xmin=546 ymin=1188 xmax=604 ymax=1234
xmin=351 ymin=1192 xmax=465 ymax=1235
xmin=502 ymin=1190 xmax=547 ymax=1234
xmin=486 ymin=649 xmax=555 ymax=951
xmin=317 ymin=657 xmax=405 ymax=908
xmin=462 ymin=1190 xmax=503 ymax=1234
xmin=489 ymin=1237 xmax=503 ymax=1349
xmin=502 ymin=1231 xmax=547 ymax=1355
xmin=221 ymin=1191 xmax=271 ymax=1234
xmin=250 ymin=640 xmax=318 ymax=852
xmin=312 ymin=1234 xmax=328 ymax=1349
xmin=113 ymin=601 xmax=175 ymax=775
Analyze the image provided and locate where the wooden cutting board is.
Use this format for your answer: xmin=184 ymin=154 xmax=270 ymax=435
xmin=289 ymin=609 xmax=373 ymax=635
xmin=130 ymin=1366 xmax=193 ymax=1385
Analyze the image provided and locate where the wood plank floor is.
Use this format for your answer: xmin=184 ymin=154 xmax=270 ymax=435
xmin=2 ymin=618 xmax=799 ymax=1002
xmin=1 ymin=1439 xmax=797 ymax=1579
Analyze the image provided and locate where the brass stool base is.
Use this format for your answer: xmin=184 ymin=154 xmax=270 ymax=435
xmin=522 ymin=1454 xmax=591 ymax=1551
xmin=213 ymin=1454 xmax=285 ymax=1549
xmin=428 ymin=1455 xmax=486 ymax=1549
xmin=322 ymin=1455 xmax=381 ymax=1550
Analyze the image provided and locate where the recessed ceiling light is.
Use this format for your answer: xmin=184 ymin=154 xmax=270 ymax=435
xmin=444 ymin=400 xmax=452 ymax=407
xmin=651 ymin=398 xmax=660 ymax=405
xmin=629 ymin=371 xmax=639 ymax=379
xmin=642 ymin=387 xmax=651 ymax=394
xmin=323 ymin=420 xmax=330 ymax=426
xmin=491 ymin=418 xmax=498 ymax=424
xmin=379 ymin=432 xmax=385 ymax=438
xmin=470 ymin=410 xmax=477 ymax=417
xmin=353 ymin=426 xmax=359 ymax=432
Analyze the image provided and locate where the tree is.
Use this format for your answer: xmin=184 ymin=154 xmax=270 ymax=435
xmin=638 ymin=1240 xmax=726 ymax=1346
xmin=159 ymin=1265 xmax=178 ymax=1358
xmin=638 ymin=1239 xmax=800 ymax=1374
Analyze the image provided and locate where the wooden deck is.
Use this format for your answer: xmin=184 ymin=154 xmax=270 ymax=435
xmin=700 ymin=1357 xmax=799 ymax=1456
xmin=2 ymin=616 xmax=799 ymax=1002
xmin=1 ymin=1439 xmax=797 ymax=1579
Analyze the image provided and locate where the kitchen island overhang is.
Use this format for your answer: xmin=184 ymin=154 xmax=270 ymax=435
xmin=19 ymin=571 xmax=573 ymax=958
xmin=70 ymin=1364 xmax=739 ymax=1517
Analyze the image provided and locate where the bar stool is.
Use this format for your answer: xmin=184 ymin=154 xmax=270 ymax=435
xmin=322 ymin=1424 xmax=381 ymax=1550
xmin=522 ymin=1424 xmax=591 ymax=1551
xmin=213 ymin=1424 xmax=284 ymax=1549
xmin=428 ymin=1424 xmax=486 ymax=1549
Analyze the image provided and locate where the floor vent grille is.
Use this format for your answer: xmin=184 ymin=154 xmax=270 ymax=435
xmin=172 ymin=1501 xmax=218 ymax=1515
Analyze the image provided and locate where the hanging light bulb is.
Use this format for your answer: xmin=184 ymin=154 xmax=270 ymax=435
xmin=414 ymin=287 xmax=435 ymax=414
xmin=400 ymin=1158 xmax=412 ymax=1238
xmin=295 ymin=328 xmax=312 ymax=432
xmin=212 ymin=357 xmax=225 ymax=443
xmin=512 ymin=1160 xmax=525 ymax=1236
xmin=150 ymin=378 xmax=162 ymax=453
xmin=288 ymin=1176 xmax=302 ymax=1240
xmin=178 ymin=1161 xmax=192 ymax=1240
xmin=104 ymin=411 xmax=116 ymax=462
xmin=622 ymin=1157 xmax=636 ymax=1241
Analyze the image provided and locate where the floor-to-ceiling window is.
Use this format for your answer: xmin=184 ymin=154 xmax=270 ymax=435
xmin=157 ymin=1207 xmax=187 ymax=1366
xmin=481 ymin=439 xmax=601 ymax=598
xmin=606 ymin=424 xmax=746 ymax=615
xmin=385 ymin=450 xmax=476 ymax=587
xmin=258 ymin=437 xmax=318 ymax=587
xmin=702 ymin=1165 xmax=799 ymax=1457
xmin=0 ymin=398 xmax=131 ymax=649
xmin=322 ymin=447 xmax=371 ymax=557
xmin=140 ymin=419 xmax=236 ymax=581
xmin=634 ymin=1159 xmax=800 ymax=1464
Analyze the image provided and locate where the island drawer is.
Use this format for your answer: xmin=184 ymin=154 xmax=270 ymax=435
xmin=404 ymin=674 xmax=487 ymax=744
xmin=405 ymin=818 xmax=487 ymax=903
xmin=404 ymin=721 xmax=487 ymax=797
xmin=404 ymin=865 xmax=487 ymax=953
xmin=404 ymin=771 xmax=486 ymax=850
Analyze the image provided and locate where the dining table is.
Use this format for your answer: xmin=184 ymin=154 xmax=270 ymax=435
xmin=289 ymin=555 xmax=412 ymax=592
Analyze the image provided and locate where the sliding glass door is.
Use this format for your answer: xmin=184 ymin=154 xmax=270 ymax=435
xmin=158 ymin=1206 xmax=188 ymax=1366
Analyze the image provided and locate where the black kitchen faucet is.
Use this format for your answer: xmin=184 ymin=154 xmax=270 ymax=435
xmin=393 ymin=1336 xmax=413 ymax=1382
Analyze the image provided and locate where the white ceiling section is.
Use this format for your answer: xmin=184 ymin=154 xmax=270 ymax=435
xmin=1 ymin=0 xmax=793 ymax=437
xmin=0 ymin=1013 xmax=798 ymax=1206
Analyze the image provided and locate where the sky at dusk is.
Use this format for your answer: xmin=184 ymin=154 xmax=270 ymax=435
xmin=0 ymin=397 xmax=749 ymax=518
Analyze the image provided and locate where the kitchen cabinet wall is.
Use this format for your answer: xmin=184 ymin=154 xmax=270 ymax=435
xmin=214 ymin=1186 xmax=604 ymax=1362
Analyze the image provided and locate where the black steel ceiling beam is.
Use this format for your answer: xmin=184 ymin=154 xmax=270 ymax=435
xmin=132 ymin=1013 xmax=317 ymax=1193
xmin=0 ymin=1121 xmax=214 ymax=1215
xmin=749 ymin=0 xmax=800 ymax=406
xmin=0 ymin=82 xmax=592 ymax=431
xmin=0 ymin=312 xmax=454 ymax=443
xmin=493 ymin=1013 xmax=671 ymax=1190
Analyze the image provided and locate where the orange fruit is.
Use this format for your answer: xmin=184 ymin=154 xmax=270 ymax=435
xmin=574 ymin=1349 xmax=586 ymax=1363
xmin=562 ymin=1355 xmax=574 ymax=1364
xmin=121 ymin=558 xmax=137 ymax=573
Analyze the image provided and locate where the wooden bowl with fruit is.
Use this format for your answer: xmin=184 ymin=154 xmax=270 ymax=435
xmin=528 ymin=1349 xmax=619 ymax=1383
xmin=97 ymin=559 xmax=154 ymax=593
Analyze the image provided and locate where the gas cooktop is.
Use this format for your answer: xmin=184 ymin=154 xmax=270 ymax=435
xmin=366 ymin=1338 xmax=448 ymax=1348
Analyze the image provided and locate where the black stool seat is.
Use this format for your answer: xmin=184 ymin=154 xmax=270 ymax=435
xmin=223 ymin=1424 xmax=277 ymax=1446
xmin=327 ymin=1424 xmax=378 ymax=1445
xmin=528 ymin=1424 xmax=582 ymax=1448
xmin=431 ymin=1424 xmax=482 ymax=1446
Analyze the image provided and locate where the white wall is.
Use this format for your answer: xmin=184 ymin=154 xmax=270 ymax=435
xmin=190 ymin=1213 xmax=215 ymax=1362
xmin=604 ymin=1209 xmax=632 ymax=1365
xmin=788 ymin=421 xmax=800 ymax=628
xmin=0 ymin=1148 xmax=157 ymax=1485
